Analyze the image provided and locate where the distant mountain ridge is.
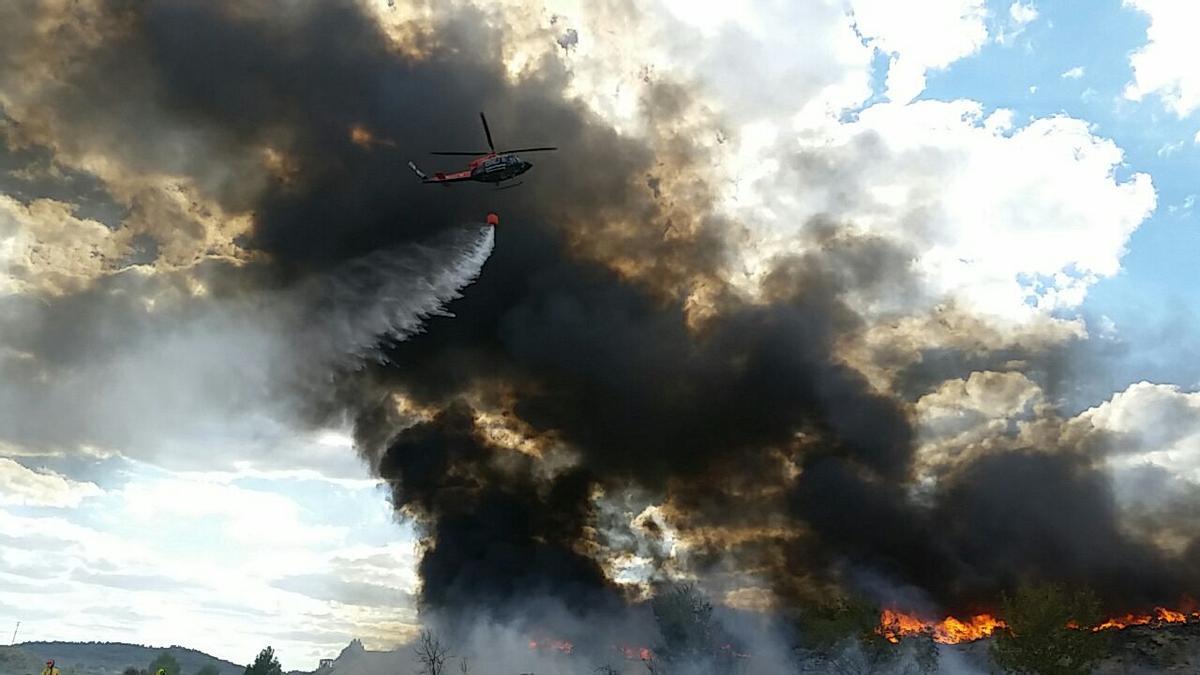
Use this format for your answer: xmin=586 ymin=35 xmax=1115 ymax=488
xmin=11 ymin=642 xmax=243 ymax=675
xmin=307 ymin=639 xmax=410 ymax=675
xmin=3 ymin=638 xmax=422 ymax=675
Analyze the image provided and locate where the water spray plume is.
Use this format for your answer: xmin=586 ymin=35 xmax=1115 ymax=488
xmin=293 ymin=223 xmax=495 ymax=365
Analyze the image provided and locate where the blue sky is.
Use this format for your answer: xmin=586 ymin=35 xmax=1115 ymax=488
xmin=923 ymin=0 xmax=1200 ymax=399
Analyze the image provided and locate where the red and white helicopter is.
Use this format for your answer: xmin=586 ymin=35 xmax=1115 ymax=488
xmin=408 ymin=112 xmax=557 ymax=189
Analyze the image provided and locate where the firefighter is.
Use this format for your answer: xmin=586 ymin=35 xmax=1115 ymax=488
xmin=40 ymin=660 xmax=60 ymax=675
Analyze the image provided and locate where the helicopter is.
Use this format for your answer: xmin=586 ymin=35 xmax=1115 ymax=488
xmin=407 ymin=112 xmax=557 ymax=189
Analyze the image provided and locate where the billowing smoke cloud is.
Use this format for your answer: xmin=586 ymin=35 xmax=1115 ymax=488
xmin=4 ymin=0 xmax=1200 ymax=662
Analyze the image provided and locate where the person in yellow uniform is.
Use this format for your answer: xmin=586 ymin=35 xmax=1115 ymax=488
xmin=40 ymin=660 xmax=60 ymax=675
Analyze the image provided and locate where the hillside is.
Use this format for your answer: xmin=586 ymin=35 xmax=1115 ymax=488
xmin=0 ymin=646 xmax=46 ymax=675
xmin=11 ymin=643 xmax=242 ymax=675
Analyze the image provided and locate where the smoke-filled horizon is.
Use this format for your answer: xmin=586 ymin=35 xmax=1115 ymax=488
xmin=4 ymin=0 xmax=1200 ymax=667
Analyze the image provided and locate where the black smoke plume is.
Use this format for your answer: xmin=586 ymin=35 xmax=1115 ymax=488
xmin=5 ymin=0 xmax=1199 ymax=632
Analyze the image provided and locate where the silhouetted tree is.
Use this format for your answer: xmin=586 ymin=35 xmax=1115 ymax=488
xmin=652 ymin=583 xmax=715 ymax=663
xmin=412 ymin=630 xmax=450 ymax=675
xmin=243 ymin=647 xmax=282 ymax=675
xmin=990 ymin=582 xmax=1107 ymax=675
xmin=794 ymin=598 xmax=937 ymax=675
xmin=649 ymin=583 xmax=744 ymax=674
xmin=148 ymin=652 xmax=180 ymax=675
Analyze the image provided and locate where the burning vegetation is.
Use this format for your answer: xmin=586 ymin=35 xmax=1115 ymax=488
xmin=1094 ymin=607 xmax=1191 ymax=631
xmin=471 ymin=590 xmax=1200 ymax=673
xmin=878 ymin=605 xmax=1200 ymax=645
xmin=877 ymin=609 xmax=1006 ymax=644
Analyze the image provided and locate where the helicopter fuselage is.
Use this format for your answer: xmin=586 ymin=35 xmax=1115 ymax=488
xmin=469 ymin=154 xmax=534 ymax=183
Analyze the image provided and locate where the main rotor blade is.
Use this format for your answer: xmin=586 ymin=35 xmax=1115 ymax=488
xmin=430 ymin=151 xmax=490 ymax=156
xmin=480 ymin=112 xmax=495 ymax=152
xmin=497 ymin=146 xmax=558 ymax=154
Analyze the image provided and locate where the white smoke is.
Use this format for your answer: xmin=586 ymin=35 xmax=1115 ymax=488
xmin=0 ymin=224 xmax=495 ymax=470
xmin=342 ymin=598 xmax=993 ymax=675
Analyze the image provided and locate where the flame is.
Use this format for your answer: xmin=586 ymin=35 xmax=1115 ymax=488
xmin=350 ymin=125 xmax=373 ymax=147
xmin=617 ymin=646 xmax=654 ymax=661
xmin=878 ymin=609 xmax=928 ymax=643
xmin=879 ymin=609 xmax=1005 ymax=644
xmin=1094 ymin=607 xmax=1191 ymax=631
xmin=720 ymin=643 xmax=752 ymax=659
xmin=349 ymin=124 xmax=396 ymax=148
xmin=933 ymin=614 xmax=1006 ymax=644
xmin=881 ymin=605 xmax=1200 ymax=643
xmin=527 ymin=638 xmax=574 ymax=655
xmin=1158 ymin=608 xmax=1188 ymax=623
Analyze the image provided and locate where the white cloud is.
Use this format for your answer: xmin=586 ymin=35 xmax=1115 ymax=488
xmin=1009 ymin=1 xmax=1039 ymax=26
xmin=1158 ymin=139 xmax=1185 ymax=157
xmin=0 ymin=457 xmax=102 ymax=507
xmin=1124 ymin=0 xmax=1200 ymax=116
xmin=1061 ymin=66 xmax=1085 ymax=80
xmin=907 ymin=370 xmax=1050 ymax=480
xmin=541 ymin=6 xmax=1150 ymax=334
xmin=849 ymin=0 xmax=990 ymax=102
xmin=0 ymin=196 xmax=130 ymax=296
xmin=916 ymin=371 xmax=1043 ymax=451
xmin=583 ymin=0 xmax=993 ymax=128
xmin=919 ymin=371 xmax=1042 ymax=424
xmin=610 ymin=0 xmax=877 ymax=125
xmin=1078 ymin=382 xmax=1200 ymax=466
xmin=1071 ymin=382 xmax=1200 ymax=511
xmin=120 ymin=477 xmax=347 ymax=548
xmin=1094 ymin=314 xmax=1118 ymax=339
xmin=737 ymin=101 xmax=1154 ymax=324
xmin=0 ymin=463 xmax=417 ymax=666
xmin=997 ymin=1 xmax=1039 ymax=45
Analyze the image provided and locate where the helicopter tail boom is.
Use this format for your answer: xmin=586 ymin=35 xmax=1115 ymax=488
xmin=407 ymin=160 xmax=429 ymax=180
